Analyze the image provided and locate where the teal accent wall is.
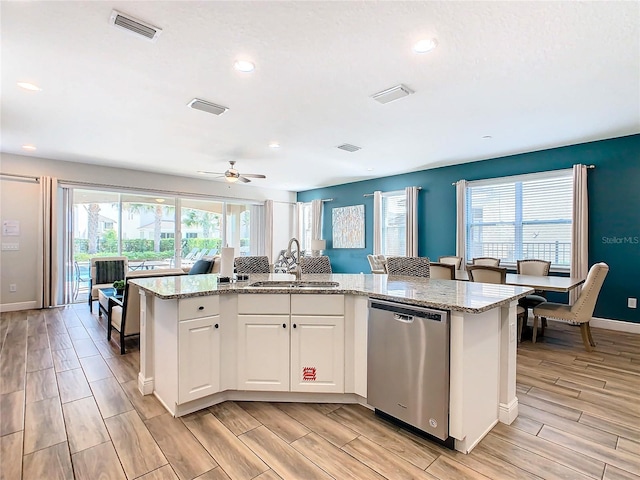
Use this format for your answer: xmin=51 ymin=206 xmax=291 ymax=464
xmin=297 ymin=134 xmax=640 ymax=323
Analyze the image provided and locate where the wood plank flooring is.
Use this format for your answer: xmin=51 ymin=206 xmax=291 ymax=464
xmin=1 ymin=305 xmax=639 ymax=480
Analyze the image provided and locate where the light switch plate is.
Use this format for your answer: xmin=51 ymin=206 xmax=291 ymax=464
xmin=1 ymin=243 xmax=19 ymax=251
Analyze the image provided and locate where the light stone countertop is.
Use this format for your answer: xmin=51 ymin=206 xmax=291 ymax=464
xmin=129 ymin=273 xmax=533 ymax=314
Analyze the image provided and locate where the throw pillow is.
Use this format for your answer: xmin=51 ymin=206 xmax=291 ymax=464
xmin=189 ymin=259 xmax=213 ymax=275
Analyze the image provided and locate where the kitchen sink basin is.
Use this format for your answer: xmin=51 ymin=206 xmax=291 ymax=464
xmin=248 ymin=281 xmax=340 ymax=289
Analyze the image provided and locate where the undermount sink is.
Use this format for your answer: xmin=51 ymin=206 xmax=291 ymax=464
xmin=248 ymin=281 xmax=340 ymax=289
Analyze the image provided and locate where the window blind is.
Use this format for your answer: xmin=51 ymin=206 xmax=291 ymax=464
xmin=382 ymin=191 xmax=406 ymax=256
xmin=466 ymin=170 xmax=572 ymax=267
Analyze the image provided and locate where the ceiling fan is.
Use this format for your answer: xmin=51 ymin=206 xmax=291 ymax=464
xmin=199 ymin=161 xmax=266 ymax=183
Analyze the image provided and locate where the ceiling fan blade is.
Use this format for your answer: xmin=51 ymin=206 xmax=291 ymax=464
xmin=237 ymin=176 xmax=251 ymax=183
xmin=198 ymin=171 xmax=225 ymax=175
xmin=241 ymin=173 xmax=266 ymax=179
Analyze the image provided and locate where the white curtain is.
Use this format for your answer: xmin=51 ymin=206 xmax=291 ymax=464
xmin=405 ymin=187 xmax=419 ymax=256
xmin=249 ymin=204 xmax=265 ymax=256
xmin=455 ymin=180 xmax=468 ymax=265
xmin=311 ymin=198 xmax=323 ymax=243
xmin=264 ymin=200 xmax=274 ymax=263
xmin=570 ymin=165 xmax=589 ymax=304
xmin=373 ymin=191 xmax=382 ymax=255
xmin=38 ymin=176 xmax=59 ymax=308
xmin=294 ymin=202 xmax=304 ymax=241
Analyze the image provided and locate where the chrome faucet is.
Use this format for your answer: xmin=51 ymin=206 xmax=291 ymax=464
xmin=286 ymin=237 xmax=302 ymax=280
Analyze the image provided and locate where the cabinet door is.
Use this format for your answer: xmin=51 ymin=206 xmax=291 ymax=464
xmin=237 ymin=315 xmax=290 ymax=391
xmin=178 ymin=315 xmax=220 ymax=403
xmin=290 ymin=315 xmax=344 ymax=393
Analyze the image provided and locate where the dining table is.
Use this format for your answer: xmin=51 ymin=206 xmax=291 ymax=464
xmin=454 ymin=269 xmax=585 ymax=292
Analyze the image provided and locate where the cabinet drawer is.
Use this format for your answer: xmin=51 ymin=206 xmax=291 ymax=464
xmin=291 ymin=294 xmax=344 ymax=315
xmin=179 ymin=296 xmax=220 ymax=321
xmin=238 ymin=294 xmax=290 ymax=315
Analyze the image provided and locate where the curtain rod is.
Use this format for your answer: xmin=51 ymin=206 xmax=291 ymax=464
xmin=363 ymin=187 xmax=421 ymax=197
xmin=450 ymin=165 xmax=596 ymax=185
xmin=0 ymin=172 xmax=40 ymax=182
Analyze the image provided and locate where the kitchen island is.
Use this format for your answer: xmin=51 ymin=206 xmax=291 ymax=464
xmin=130 ymin=273 xmax=531 ymax=453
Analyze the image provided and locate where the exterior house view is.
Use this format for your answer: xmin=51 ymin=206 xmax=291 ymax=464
xmin=1 ymin=2 xmax=639 ymax=480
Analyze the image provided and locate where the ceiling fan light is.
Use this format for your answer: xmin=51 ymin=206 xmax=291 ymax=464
xmin=226 ymin=176 xmax=239 ymax=183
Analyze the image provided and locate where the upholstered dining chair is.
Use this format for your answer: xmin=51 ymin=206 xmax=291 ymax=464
xmin=472 ymin=257 xmax=501 ymax=266
xmin=429 ymin=262 xmax=456 ymax=280
xmin=89 ymin=256 xmax=128 ymax=313
xmin=468 ymin=265 xmax=527 ymax=340
xmin=367 ymin=254 xmax=387 ymax=274
xmin=532 ymin=262 xmax=609 ymax=351
xmin=386 ymin=257 xmax=430 ymax=277
xmin=517 ymin=259 xmax=552 ymax=336
xmin=438 ymin=255 xmax=463 ymax=270
xmin=299 ymin=255 xmax=332 ymax=274
xmin=234 ymin=256 xmax=271 ymax=274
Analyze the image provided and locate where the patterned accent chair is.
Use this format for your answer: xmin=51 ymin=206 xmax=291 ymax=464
xmin=438 ymin=256 xmax=463 ymax=270
xmin=299 ymin=256 xmax=332 ymax=274
xmin=234 ymin=256 xmax=271 ymax=274
xmin=472 ymin=257 xmax=501 ymax=266
xmin=532 ymin=262 xmax=609 ymax=351
xmin=89 ymin=256 xmax=128 ymax=313
xmin=429 ymin=262 xmax=456 ymax=280
xmin=386 ymin=257 xmax=430 ymax=277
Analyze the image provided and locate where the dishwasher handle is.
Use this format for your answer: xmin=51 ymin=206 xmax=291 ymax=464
xmin=393 ymin=313 xmax=414 ymax=323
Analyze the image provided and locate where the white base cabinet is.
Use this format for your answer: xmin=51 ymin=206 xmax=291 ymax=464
xmin=178 ymin=315 xmax=220 ymax=403
xmin=236 ymin=293 xmax=345 ymax=393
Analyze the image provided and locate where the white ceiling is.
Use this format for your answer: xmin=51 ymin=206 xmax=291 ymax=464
xmin=2 ymin=1 xmax=639 ymax=192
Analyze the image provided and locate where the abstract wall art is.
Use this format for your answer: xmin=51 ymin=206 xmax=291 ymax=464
xmin=332 ymin=204 xmax=365 ymax=248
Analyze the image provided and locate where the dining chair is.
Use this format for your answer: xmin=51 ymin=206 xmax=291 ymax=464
xmin=438 ymin=255 xmax=463 ymax=270
xmin=429 ymin=262 xmax=456 ymax=280
xmin=468 ymin=265 xmax=527 ymax=340
xmin=532 ymin=262 xmax=609 ymax=351
xmin=517 ymin=259 xmax=552 ymax=338
xmin=386 ymin=257 xmax=430 ymax=277
xmin=367 ymin=254 xmax=387 ymax=274
xmin=299 ymin=255 xmax=332 ymax=274
xmin=234 ymin=256 xmax=271 ymax=274
xmin=472 ymin=257 xmax=501 ymax=266
xmin=89 ymin=256 xmax=128 ymax=313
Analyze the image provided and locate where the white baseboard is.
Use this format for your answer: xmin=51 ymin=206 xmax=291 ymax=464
xmin=591 ymin=317 xmax=640 ymax=334
xmin=0 ymin=301 xmax=39 ymax=313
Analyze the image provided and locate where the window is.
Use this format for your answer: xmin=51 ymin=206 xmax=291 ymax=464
xmin=300 ymin=202 xmax=313 ymax=252
xmin=381 ymin=191 xmax=406 ymax=256
xmin=465 ymin=170 xmax=572 ymax=268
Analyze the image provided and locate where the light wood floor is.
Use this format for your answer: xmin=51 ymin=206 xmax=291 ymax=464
xmin=1 ymin=305 xmax=639 ymax=480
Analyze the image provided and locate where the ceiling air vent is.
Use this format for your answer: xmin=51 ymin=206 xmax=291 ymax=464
xmin=337 ymin=144 xmax=361 ymax=152
xmin=110 ymin=10 xmax=162 ymax=42
xmin=188 ymin=98 xmax=229 ymax=116
xmin=371 ymin=84 xmax=414 ymax=104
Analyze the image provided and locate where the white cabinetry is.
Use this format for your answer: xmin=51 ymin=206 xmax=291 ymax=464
xmin=177 ymin=296 xmax=220 ymax=403
xmin=237 ymin=294 xmax=290 ymax=391
xmin=290 ymin=295 xmax=344 ymax=393
xmin=236 ymin=293 xmax=345 ymax=393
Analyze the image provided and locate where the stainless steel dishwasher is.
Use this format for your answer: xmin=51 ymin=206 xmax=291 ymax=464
xmin=367 ymin=299 xmax=451 ymax=445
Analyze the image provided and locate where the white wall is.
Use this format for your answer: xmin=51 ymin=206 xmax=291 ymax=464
xmin=0 ymin=177 xmax=40 ymax=310
xmin=0 ymin=153 xmax=296 ymax=311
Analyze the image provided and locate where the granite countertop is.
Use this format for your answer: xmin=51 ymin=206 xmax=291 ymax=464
xmin=129 ymin=273 xmax=533 ymax=314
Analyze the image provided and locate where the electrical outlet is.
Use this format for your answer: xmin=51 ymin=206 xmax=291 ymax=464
xmin=628 ymin=298 xmax=637 ymax=309
xmin=9 ymin=284 xmax=17 ymax=292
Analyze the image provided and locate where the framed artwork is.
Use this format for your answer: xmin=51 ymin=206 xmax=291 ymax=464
xmin=332 ymin=205 xmax=365 ymax=248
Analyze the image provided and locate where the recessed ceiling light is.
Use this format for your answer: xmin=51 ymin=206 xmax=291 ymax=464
xmin=482 ymin=135 xmax=493 ymax=140
xmin=269 ymin=142 xmax=280 ymax=149
xmin=366 ymin=168 xmax=374 ymax=172
xmin=413 ymin=38 xmax=438 ymax=54
xmin=155 ymin=198 xmax=165 ymax=203
xmin=22 ymin=145 xmax=37 ymax=151
xmin=234 ymin=60 xmax=255 ymax=73
xmin=17 ymin=82 xmax=41 ymax=91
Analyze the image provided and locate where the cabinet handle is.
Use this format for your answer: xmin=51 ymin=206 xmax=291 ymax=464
xmin=293 ymin=324 xmax=297 ymax=328
xmin=282 ymin=323 xmax=287 ymax=328
xmin=214 ymin=324 xmax=219 ymax=329
xmin=198 ymin=306 xmax=204 ymax=310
